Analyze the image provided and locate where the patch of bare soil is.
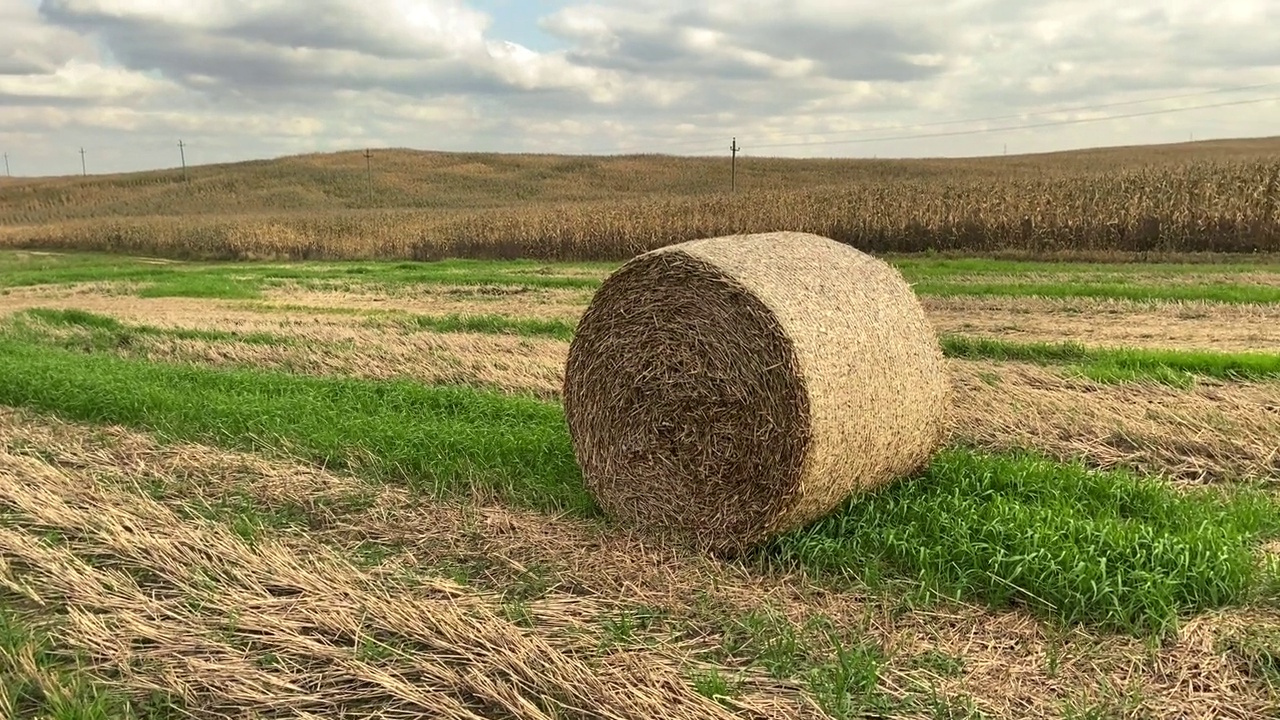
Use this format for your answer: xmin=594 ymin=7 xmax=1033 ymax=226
xmin=923 ymin=296 xmax=1280 ymax=352
xmin=2 ymin=409 xmax=1275 ymax=720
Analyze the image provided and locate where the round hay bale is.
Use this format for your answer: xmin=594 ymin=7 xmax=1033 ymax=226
xmin=562 ymin=231 xmax=949 ymax=552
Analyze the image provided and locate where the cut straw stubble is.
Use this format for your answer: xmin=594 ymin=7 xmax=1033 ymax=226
xmin=0 ymin=451 xmax=785 ymax=720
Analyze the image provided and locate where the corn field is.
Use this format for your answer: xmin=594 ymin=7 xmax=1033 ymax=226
xmin=1 ymin=152 xmax=1277 ymax=262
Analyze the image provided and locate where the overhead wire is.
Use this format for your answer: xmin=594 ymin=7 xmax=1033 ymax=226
xmin=626 ymin=80 xmax=1280 ymax=155
xmin=743 ymin=94 xmax=1280 ymax=151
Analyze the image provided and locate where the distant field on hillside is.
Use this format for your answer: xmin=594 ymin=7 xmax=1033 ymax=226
xmin=1 ymin=137 xmax=1278 ymax=261
xmin=3 ymin=137 xmax=1280 ymax=220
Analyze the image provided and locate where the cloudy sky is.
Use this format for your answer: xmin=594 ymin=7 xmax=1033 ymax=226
xmin=2 ymin=0 xmax=1277 ymax=177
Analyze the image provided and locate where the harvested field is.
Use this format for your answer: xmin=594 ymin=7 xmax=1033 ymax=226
xmin=948 ymin=361 xmax=1280 ymax=484
xmin=2 ymin=407 xmax=1278 ymax=720
xmin=7 ymin=309 xmax=1280 ymax=483
xmin=0 ymin=448 xmax=809 ymax=720
xmin=1 ymin=247 xmax=1279 ymax=719
xmin=7 ymin=277 xmax=1280 ymax=353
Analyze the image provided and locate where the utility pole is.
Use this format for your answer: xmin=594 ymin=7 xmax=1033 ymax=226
xmin=730 ymin=137 xmax=739 ymax=192
xmin=79 ymin=147 xmax=86 ymax=176
xmin=3 ymin=152 xmax=9 ymax=177
xmin=178 ymin=139 xmax=188 ymax=182
xmin=364 ymin=148 xmax=373 ymax=201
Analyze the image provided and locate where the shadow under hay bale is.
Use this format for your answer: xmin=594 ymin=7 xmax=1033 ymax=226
xmin=563 ymin=231 xmax=950 ymax=553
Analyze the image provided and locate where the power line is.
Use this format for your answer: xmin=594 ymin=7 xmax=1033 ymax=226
xmin=649 ymin=79 xmax=1280 ymax=152
xmin=626 ymin=79 xmax=1280 ymax=154
xmin=741 ymin=93 xmax=1280 ymax=151
xmin=5 ymin=83 xmax=1276 ymax=176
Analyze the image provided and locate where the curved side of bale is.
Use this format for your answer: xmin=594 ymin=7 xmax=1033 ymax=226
xmin=675 ymin=232 xmax=949 ymax=537
xmin=563 ymin=231 xmax=948 ymax=551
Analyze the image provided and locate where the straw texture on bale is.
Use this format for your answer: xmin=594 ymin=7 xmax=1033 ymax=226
xmin=563 ymin=231 xmax=949 ymax=551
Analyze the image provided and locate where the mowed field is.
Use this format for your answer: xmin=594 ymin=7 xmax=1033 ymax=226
xmin=2 ymin=246 xmax=1280 ymax=719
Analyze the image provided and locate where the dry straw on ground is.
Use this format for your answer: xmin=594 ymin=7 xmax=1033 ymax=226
xmin=563 ymin=231 xmax=950 ymax=552
xmin=3 ymin=408 xmax=1277 ymax=720
xmin=0 ymin=451 xmax=805 ymax=720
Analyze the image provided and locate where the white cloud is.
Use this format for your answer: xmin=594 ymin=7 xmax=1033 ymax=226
xmin=0 ymin=60 xmax=177 ymax=100
xmin=0 ymin=0 xmax=98 ymax=74
xmin=0 ymin=0 xmax=1277 ymax=176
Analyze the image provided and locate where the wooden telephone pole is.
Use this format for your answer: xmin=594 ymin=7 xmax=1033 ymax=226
xmin=730 ymin=137 xmax=740 ymax=192
xmin=364 ymin=148 xmax=373 ymax=201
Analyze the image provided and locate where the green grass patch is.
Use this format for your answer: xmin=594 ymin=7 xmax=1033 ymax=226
xmin=33 ymin=298 xmax=1260 ymax=390
xmin=15 ymin=302 xmax=570 ymax=348
xmin=1058 ymin=681 xmax=1150 ymax=720
xmin=760 ymin=449 xmax=1280 ymax=636
xmin=914 ymin=279 xmax=1280 ymax=305
xmin=804 ymin=634 xmax=894 ymax=719
xmin=115 ymin=469 xmax=380 ymax=550
xmin=7 ymin=249 xmax=1280 ymax=304
xmin=0 ymin=339 xmax=1276 ymax=636
xmin=890 ymin=256 xmax=1280 ymax=278
xmin=0 ymin=604 xmax=180 ymax=720
xmin=689 ymin=668 xmax=741 ymax=706
xmin=136 ymin=276 xmax=262 ymax=299
xmin=0 ymin=249 xmax=162 ymax=269
xmin=0 ymin=257 xmax=199 ymax=290
xmin=389 ymin=312 xmax=577 ymax=341
xmin=713 ymin=608 xmax=893 ymax=716
xmin=943 ymin=335 xmax=1280 ymax=384
xmin=708 ymin=608 xmax=976 ymax=718
xmin=943 ymin=335 xmax=1093 ymax=364
xmin=0 ymin=338 xmax=588 ymax=515
xmin=19 ymin=305 xmax=574 ymax=347
xmin=241 ymin=301 xmax=370 ymax=317
xmin=22 ymin=308 xmax=126 ymax=332
xmin=0 ymin=252 xmax=605 ymax=294
xmin=1220 ymin=625 xmax=1280 ymax=691
xmin=14 ymin=308 xmax=288 ymax=349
